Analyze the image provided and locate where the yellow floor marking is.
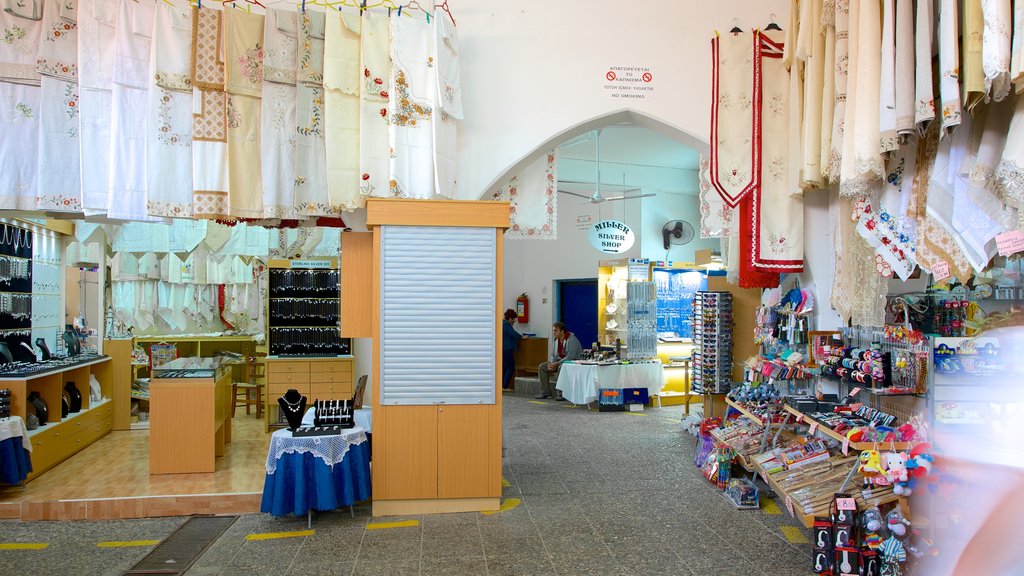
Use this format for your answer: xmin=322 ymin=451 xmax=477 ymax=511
xmin=96 ymin=540 xmax=160 ymax=548
xmin=527 ymin=400 xmax=548 ymax=405
xmin=624 ymin=412 xmax=648 ymax=417
xmin=366 ymin=519 xmax=420 ymax=530
xmin=780 ymin=525 xmax=809 ymax=544
xmin=501 ymin=477 xmax=512 ymax=488
xmin=481 ymin=497 xmax=521 ymax=516
xmin=762 ymin=499 xmax=782 ymax=515
xmin=245 ymin=529 xmax=314 ymax=541
xmin=0 ymin=543 xmax=48 ymax=550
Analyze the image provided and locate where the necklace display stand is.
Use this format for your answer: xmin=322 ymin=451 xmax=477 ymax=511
xmin=278 ymin=389 xmax=307 ymax=432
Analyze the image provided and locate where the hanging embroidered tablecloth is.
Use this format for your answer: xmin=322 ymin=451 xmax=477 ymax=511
xmin=879 ymin=0 xmax=897 ymax=154
xmin=224 ymin=8 xmax=264 ymax=219
xmin=323 ymin=9 xmax=361 ymax=211
xmin=358 ymin=10 xmax=390 ymax=202
xmin=388 ymin=15 xmax=434 ymax=199
xmin=433 ymin=13 xmax=461 ymax=198
xmin=191 ymin=6 xmax=229 ymax=219
xmin=491 ymin=150 xmax=557 ymax=240
xmin=982 ymin=0 xmax=1012 ymax=102
xmin=146 ymin=2 xmax=193 ymax=219
xmin=261 ymin=8 xmax=298 ymax=220
xmin=0 ymin=0 xmax=42 ymax=85
xmin=855 ymin=144 xmax=919 ymax=280
xmin=938 ymin=0 xmax=962 ymax=135
xmin=295 ymin=10 xmax=331 ymax=217
xmin=964 ymin=0 xmax=986 ymax=112
xmin=709 ymin=31 xmax=760 ymax=208
xmin=894 ymin=0 xmax=915 ymax=141
xmin=915 ymin=0 xmax=936 ymax=133
xmin=0 ymin=82 xmax=39 ymax=210
xmin=827 ymin=0 xmax=849 ymax=180
xmin=698 ymin=154 xmax=736 ymax=239
xmin=78 ymin=0 xmax=116 ymax=216
xmin=1011 ymin=2 xmax=1024 ymax=91
xmin=752 ymin=30 xmax=803 ymax=274
xmin=109 ymin=0 xmax=160 ymax=222
xmin=839 ymin=0 xmax=883 ymax=197
xmin=35 ymin=0 xmax=81 ymax=212
xmin=796 ymin=0 xmax=825 ymax=189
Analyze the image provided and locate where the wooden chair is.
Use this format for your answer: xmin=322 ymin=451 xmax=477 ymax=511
xmin=353 ymin=374 xmax=368 ymax=409
xmin=232 ymin=353 xmax=266 ymax=417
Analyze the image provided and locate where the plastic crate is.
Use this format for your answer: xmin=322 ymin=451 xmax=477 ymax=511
xmin=622 ymin=387 xmax=649 ymax=405
xmin=598 ymin=388 xmax=625 ymax=412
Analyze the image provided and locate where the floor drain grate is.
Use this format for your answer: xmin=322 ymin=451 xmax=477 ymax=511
xmin=123 ymin=515 xmax=238 ymax=575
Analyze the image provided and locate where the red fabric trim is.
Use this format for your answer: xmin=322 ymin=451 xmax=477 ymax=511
xmin=738 ymin=194 xmax=780 ymax=288
xmin=218 ymin=284 xmax=234 ymax=331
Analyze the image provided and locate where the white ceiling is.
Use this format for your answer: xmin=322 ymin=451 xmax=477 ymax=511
xmin=557 ymin=125 xmax=700 ymax=172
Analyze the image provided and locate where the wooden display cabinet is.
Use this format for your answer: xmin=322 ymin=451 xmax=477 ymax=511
xmin=0 ymin=355 xmax=114 ymax=481
xmin=513 ymin=337 xmax=548 ymax=376
xmin=106 ymin=336 xmax=256 ymax=431
xmin=263 ymin=357 xmax=355 ymax=431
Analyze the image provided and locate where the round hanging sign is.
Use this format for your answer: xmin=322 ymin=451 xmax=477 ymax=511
xmin=588 ymin=220 xmax=635 ymax=254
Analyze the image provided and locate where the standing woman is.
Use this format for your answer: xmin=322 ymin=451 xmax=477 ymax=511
xmin=502 ymin=309 xmax=526 ymax=390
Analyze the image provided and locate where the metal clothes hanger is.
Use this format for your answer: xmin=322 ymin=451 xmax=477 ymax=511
xmin=764 ymin=12 xmax=782 ymax=31
xmin=399 ymin=0 xmax=431 ymax=18
xmin=729 ymin=18 xmax=743 ymax=34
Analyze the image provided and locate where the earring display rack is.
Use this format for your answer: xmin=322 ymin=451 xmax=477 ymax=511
xmin=268 ymin=265 xmax=350 ymax=357
xmin=692 ymin=291 xmax=733 ymax=394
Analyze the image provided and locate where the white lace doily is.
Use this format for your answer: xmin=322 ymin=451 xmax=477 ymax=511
xmin=265 ymin=427 xmax=367 ymax=474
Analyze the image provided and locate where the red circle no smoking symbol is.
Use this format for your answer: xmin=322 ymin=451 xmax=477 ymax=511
xmin=606 ymin=71 xmax=617 ymax=81
xmin=642 ymin=72 xmax=653 ymax=82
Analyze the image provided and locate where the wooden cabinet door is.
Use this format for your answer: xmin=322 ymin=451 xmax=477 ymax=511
xmin=437 ymin=404 xmax=494 ymax=499
xmin=381 ymin=405 xmax=438 ymax=500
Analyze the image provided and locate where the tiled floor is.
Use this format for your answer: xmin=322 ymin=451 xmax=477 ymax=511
xmin=0 ymin=386 xmax=811 ymax=575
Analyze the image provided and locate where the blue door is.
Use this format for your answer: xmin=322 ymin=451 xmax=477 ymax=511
xmin=558 ymin=280 xmax=598 ymax=350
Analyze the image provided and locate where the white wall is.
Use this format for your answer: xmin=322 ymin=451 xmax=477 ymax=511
xmin=640 ymin=191 xmax=720 ymax=263
xmin=454 ymin=0 xmax=791 ymax=198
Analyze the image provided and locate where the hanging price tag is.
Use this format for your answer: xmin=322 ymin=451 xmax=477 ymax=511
xmin=785 ymin=495 xmax=795 ymax=517
xmin=809 ymin=422 xmax=819 ymax=434
xmin=996 ymin=230 xmax=1024 ymax=256
xmin=842 ymin=437 xmax=851 ymax=456
xmin=836 ymin=497 xmax=857 ymax=511
xmin=932 ymin=261 xmax=951 ymax=282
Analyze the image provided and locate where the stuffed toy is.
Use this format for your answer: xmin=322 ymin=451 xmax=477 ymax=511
xmin=886 ymin=509 xmax=911 ymax=538
xmin=886 ymin=452 xmax=911 ymax=495
xmin=861 ymin=506 xmax=884 ymax=549
xmin=859 ymin=450 xmax=886 ymax=485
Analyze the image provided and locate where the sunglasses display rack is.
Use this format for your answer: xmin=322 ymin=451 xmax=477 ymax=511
xmin=692 ymin=291 xmax=733 ymax=394
xmin=268 ymin=267 xmax=350 ymax=357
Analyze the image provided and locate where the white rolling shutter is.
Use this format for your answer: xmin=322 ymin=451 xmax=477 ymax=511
xmin=381 ymin=225 xmax=496 ymax=405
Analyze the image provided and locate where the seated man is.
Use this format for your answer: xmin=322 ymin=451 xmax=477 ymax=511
xmin=535 ymin=321 xmax=582 ymax=400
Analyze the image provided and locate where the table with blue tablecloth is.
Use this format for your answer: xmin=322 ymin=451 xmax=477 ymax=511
xmin=0 ymin=416 xmax=32 ymax=485
xmin=260 ymin=426 xmax=371 ymax=520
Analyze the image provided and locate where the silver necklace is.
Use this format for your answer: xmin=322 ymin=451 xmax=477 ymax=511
xmin=281 ymin=396 xmax=304 ymax=413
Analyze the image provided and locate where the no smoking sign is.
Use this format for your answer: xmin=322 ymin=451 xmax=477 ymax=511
xmin=602 ymin=65 xmax=656 ymax=100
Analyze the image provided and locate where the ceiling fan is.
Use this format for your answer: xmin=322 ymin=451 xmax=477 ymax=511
xmin=557 ymin=128 xmax=657 ymax=204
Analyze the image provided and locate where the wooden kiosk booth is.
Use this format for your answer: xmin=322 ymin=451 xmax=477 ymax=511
xmin=342 ymin=199 xmax=509 ymax=516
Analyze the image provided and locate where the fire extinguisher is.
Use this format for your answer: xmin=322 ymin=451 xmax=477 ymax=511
xmin=516 ymin=293 xmax=529 ymax=324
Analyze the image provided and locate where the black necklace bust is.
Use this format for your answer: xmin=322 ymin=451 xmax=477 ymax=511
xmin=278 ymin=389 xmax=307 ymax=432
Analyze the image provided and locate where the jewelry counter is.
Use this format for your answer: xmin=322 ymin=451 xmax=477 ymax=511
xmin=0 ymin=354 xmax=112 ymax=481
xmin=149 ymin=357 xmax=233 ymax=474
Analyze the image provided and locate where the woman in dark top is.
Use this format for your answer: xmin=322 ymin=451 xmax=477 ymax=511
xmin=502 ymin=309 xmax=526 ymax=390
